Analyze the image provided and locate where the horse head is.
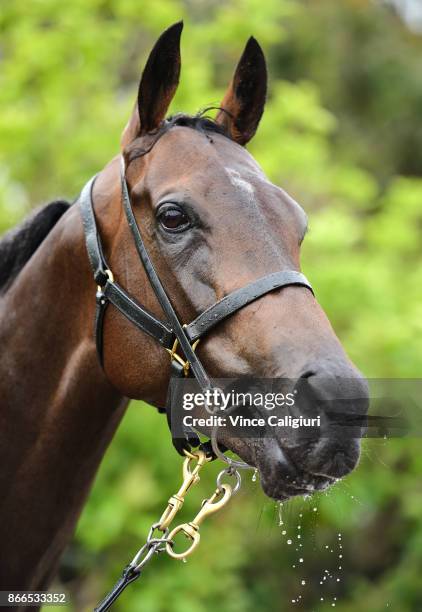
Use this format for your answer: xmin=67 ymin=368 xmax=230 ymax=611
xmin=91 ymin=22 xmax=369 ymax=501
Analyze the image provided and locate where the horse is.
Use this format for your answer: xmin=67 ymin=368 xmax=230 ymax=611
xmin=0 ymin=21 xmax=368 ymax=600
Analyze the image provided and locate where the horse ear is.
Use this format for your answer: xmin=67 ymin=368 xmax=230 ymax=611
xmin=121 ymin=21 xmax=183 ymax=148
xmin=215 ymin=37 xmax=267 ymax=146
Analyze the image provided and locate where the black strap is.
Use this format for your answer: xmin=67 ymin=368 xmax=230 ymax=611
xmin=103 ymin=281 xmax=174 ymax=347
xmin=79 ymin=172 xmax=176 ymax=365
xmin=95 ymin=288 xmax=109 ymax=367
xmin=80 ymin=166 xmax=316 ymax=453
xmin=79 ymin=176 xmax=109 ymax=287
xmin=94 ymin=565 xmax=140 ymax=612
xmin=80 ymin=165 xmax=314 ymax=383
xmin=82 ymin=161 xmax=316 ymax=611
xmin=185 ymin=271 xmax=313 ymax=343
xmin=165 ymin=360 xmax=201 ymax=454
xmin=120 ymin=160 xmax=212 ymax=391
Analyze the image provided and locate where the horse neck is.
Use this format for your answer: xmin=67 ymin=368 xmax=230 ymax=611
xmin=0 ymin=195 xmax=126 ymax=589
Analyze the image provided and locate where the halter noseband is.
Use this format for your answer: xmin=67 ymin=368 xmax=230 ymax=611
xmin=79 ymin=157 xmax=314 ymax=455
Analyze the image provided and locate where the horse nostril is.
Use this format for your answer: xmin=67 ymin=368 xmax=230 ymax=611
xmin=300 ymin=370 xmax=316 ymax=380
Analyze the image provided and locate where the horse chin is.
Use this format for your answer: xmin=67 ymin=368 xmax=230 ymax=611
xmin=229 ymin=437 xmax=357 ymax=502
xmin=258 ymin=467 xmax=336 ymax=501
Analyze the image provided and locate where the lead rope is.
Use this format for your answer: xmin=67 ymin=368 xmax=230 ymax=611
xmin=94 ymin=449 xmax=246 ymax=612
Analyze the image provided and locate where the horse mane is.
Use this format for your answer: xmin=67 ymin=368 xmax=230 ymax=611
xmin=163 ymin=110 xmax=231 ymax=137
xmin=126 ymin=109 xmax=232 ymax=163
xmin=0 ymin=200 xmax=70 ymax=293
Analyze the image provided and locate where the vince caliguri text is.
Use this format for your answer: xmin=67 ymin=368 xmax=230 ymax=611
xmin=182 ymin=414 xmax=321 ymax=430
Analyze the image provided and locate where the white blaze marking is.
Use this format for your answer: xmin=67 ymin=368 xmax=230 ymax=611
xmin=226 ymin=167 xmax=255 ymax=199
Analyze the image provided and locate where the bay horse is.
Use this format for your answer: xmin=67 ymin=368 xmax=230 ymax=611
xmin=0 ymin=22 xmax=368 ymax=600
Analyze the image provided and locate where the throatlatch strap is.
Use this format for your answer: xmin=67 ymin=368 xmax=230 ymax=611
xmin=94 ymin=288 xmax=109 ymax=367
xmin=103 ymin=281 xmax=173 ymax=347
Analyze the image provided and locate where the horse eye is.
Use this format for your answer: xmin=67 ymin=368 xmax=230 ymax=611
xmin=158 ymin=207 xmax=190 ymax=232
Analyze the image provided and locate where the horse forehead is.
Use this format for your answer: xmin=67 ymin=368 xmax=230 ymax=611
xmin=147 ymin=127 xmax=265 ymax=182
xmin=144 ymin=128 xmax=288 ymax=214
xmin=222 ymin=164 xmax=272 ymax=198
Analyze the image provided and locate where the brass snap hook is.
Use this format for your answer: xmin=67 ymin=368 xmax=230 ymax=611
xmin=157 ymin=450 xmax=211 ymax=531
xmin=166 ymin=483 xmax=232 ymax=560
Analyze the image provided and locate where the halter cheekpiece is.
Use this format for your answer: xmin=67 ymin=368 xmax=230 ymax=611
xmin=79 ymin=157 xmax=314 ymax=455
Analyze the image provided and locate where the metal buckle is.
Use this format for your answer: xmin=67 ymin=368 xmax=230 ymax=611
xmin=96 ymin=268 xmax=114 ymax=292
xmin=166 ymin=325 xmax=200 ymax=376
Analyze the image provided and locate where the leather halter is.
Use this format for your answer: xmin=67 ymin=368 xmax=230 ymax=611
xmin=79 ymin=157 xmax=314 ymax=454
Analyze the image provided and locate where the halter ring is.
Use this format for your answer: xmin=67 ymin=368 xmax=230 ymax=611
xmin=210 ymin=427 xmax=254 ymax=471
xmin=166 ymin=325 xmax=200 ymax=376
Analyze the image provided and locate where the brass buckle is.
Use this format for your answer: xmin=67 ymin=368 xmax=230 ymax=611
xmin=166 ymin=325 xmax=200 ymax=376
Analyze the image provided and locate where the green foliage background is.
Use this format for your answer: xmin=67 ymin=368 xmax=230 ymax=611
xmin=1 ymin=1 xmax=421 ymax=610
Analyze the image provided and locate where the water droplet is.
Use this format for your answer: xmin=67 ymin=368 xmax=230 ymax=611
xmin=301 ymin=580 xmax=306 ymax=585
xmin=313 ymin=507 xmax=318 ymax=512
xmin=282 ymin=530 xmax=287 ymax=535
xmin=336 ymin=578 xmax=340 ymax=582
xmin=182 ymin=558 xmax=187 ymax=563
xmin=339 ymin=554 xmax=343 ymax=558
xmin=277 ymin=501 xmax=283 ymax=525
xmin=252 ymin=469 xmax=258 ymax=483
xmin=287 ymin=539 xmax=292 ymax=545
xmin=297 ymin=525 xmax=301 ymax=529
xmin=321 ymin=598 xmax=324 ymax=601
xmin=292 ymin=600 xmax=296 ymax=604
xmin=299 ymin=558 xmax=303 ymax=563
xmin=297 ymin=535 xmax=301 ymax=539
